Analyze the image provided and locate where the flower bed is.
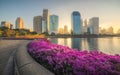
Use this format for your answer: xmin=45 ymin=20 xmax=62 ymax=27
xmin=27 ymin=39 xmax=120 ymax=75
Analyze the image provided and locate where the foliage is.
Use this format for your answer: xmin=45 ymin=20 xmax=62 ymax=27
xmin=27 ymin=39 xmax=120 ymax=75
xmin=0 ymin=27 xmax=37 ymax=37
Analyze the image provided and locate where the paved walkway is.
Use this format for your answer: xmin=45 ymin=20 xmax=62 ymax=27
xmin=0 ymin=40 xmax=26 ymax=75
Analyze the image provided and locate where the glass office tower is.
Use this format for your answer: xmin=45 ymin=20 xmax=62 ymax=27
xmin=72 ymin=11 xmax=82 ymax=35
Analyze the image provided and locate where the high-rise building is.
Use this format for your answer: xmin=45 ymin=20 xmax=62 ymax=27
xmin=88 ymin=17 xmax=99 ymax=35
xmin=43 ymin=9 xmax=50 ymax=33
xmin=15 ymin=17 xmax=24 ymax=29
xmin=33 ymin=16 xmax=42 ymax=34
xmin=50 ymin=15 xmax=59 ymax=34
xmin=42 ymin=19 xmax=47 ymax=33
xmin=72 ymin=11 xmax=82 ymax=35
xmin=83 ymin=19 xmax=88 ymax=34
xmin=1 ymin=21 xmax=12 ymax=29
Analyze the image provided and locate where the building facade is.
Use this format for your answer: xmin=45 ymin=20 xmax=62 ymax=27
xmin=43 ymin=9 xmax=50 ymax=33
xmin=33 ymin=16 xmax=42 ymax=34
xmin=88 ymin=17 xmax=99 ymax=35
xmin=50 ymin=15 xmax=59 ymax=34
xmin=42 ymin=19 xmax=47 ymax=33
xmin=15 ymin=17 xmax=24 ymax=29
xmin=72 ymin=11 xmax=82 ymax=35
xmin=64 ymin=25 xmax=69 ymax=34
xmin=1 ymin=21 xmax=12 ymax=29
xmin=83 ymin=19 xmax=88 ymax=34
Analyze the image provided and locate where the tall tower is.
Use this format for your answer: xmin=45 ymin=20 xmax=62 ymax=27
xmin=72 ymin=11 xmax=82 ymax=35
xmin=43 ymin=9 xmax=50 ymax=33
xmin=50 ymin=15 xmax=59 ymax=34
xmin=83 ymin=19 xmax=88 ymax=34
xmin=33 ymin=16 xmax=42 ymax=34
xmin=89 ymin=17 xmax=99 ymax=35
xmin=15 ymin=17 xmax=24 ymax=29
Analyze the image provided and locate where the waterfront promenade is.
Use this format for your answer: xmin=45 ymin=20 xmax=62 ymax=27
xmin=0 ymin=39 xmax=54 ymax=75
xmin=0 ymin=40 xmax=25 ymax=75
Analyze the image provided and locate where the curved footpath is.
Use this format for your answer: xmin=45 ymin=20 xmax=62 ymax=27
xmin=3 ymin=40 xmax=54 ymax=75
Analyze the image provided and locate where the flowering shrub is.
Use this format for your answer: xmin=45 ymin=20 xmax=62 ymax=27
xmin=27 ymin=39 xmax=120 ymax=75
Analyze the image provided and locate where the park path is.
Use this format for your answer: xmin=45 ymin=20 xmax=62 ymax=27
xmin=0 ymin=40 xmax=26 ymax=75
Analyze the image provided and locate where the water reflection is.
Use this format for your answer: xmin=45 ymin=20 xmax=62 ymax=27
xmin=72 ymin=38 xmax=81 ymax=50
xmin=87 ymin=38 xmax=98 ymax=51
xmin=50 ymin=37 xmax=120 ymax=55
xmin=50 ymin=38 xmax=58 ymax=44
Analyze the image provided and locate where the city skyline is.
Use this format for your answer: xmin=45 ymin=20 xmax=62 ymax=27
xmin=0 ymin=0 xmax=120 ymax=32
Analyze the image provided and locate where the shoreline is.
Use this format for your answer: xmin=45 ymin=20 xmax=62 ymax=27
xmin=0 ymin=35 xmax=120 ymax=40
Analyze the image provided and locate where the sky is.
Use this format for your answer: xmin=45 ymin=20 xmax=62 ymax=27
xmin=0 ymin=0 xmax=120 ymax=32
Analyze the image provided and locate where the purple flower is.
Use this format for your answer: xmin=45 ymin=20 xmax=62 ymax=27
xmin=27 ymin=39 xmax=120 ymax=75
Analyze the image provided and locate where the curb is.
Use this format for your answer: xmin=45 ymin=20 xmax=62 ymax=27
xmin=15 ymin=41 xmax=54 ymax=75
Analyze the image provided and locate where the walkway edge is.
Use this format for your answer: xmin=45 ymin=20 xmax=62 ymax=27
xmin=15 ymin=41 xmax=54 ymax=75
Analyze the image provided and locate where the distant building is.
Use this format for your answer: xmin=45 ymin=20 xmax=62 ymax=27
xmin=83 ymin=19 xmax=88 ymax=34
xmin=15 ymin=17 xmax=24 ymax=29
xmin=88 ymin=17 xmax=99 ymax=35
xmin=58 ymin=28 xmax=64 ymax=34
xmin=72 ymin=11 xmax=82 ymax=35
xmin=50 ymin=15 xmax=59 ymax=34
xmin=117 ymin=29 xmax=120 ymax=34
xmin=64 ymin=25 xmax=69 ymax=34
xmin=1 ymin=21 xmax=12 ymax=29
xmin=43 ymin=9 xmax=50 ymax=33
xmin=107 ymin=26 xmax=114 ymax=35
xmin=33 ymin=16 xmax=42 ymax=34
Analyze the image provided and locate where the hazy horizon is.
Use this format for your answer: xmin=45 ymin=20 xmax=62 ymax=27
xmin=0 ymin=0 xmax=120 ymax=32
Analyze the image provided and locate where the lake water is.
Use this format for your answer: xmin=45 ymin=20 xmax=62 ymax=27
xmin=49 ymin=37 xmax=120 ymax=55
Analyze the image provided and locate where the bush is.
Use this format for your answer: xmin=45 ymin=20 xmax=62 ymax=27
xmin=27 ymin=39 xmax=120 ymax=75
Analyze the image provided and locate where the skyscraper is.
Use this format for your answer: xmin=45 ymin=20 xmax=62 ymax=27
xmin=15 ymin=17 xmax=24 ymax=29
xmin=83 ymin=19 xmax=88 ymax=34
xmin=42 ymin=19 xmax=47 ymax=33
xmin=50 ymin=15 xmax=59 ymax=34
xmin=33 ymin=16 xmax=42 ymax=34
xmin=72 ymin=11 xmax=82 ymax=35
xmin=89 ymin=17 xmax=99 ymax=35
xmin=43 ymin=9 xmax=50 ymax=33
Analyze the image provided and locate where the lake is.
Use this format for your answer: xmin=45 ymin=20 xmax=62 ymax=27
xmin=49 ymin=37 xmax=120 ymax=55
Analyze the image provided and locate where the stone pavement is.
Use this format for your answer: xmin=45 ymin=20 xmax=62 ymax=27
xmin=0 ymin=40 xmax=54 ymax=75
xmin=0 ymin=40 xmax=25 ymax=75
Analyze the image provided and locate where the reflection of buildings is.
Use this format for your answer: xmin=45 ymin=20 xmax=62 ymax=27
xmin=33 ymin=16 xmax=42 ymax=34
xmin=72 ymin=38 xmax=81 ymax=50
xmin=72 ymin=11 xmax=82 ymax=35
xmin=15 ymin=17 xmax=24 ymax=29
xmin=87 ymin=38 xmax=98 ymax=50
xmin=50 ymin=38 xmax=58 ymax=44
xmin=88 ymin=17 xmax=99 ymax=35
xmin=1 ymin=21 xmax=13 ymax=29
xmin=50 ymin=15 xmax=59 ymax=34
xmin=64 ymin=38 xmax=68 ymax=46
